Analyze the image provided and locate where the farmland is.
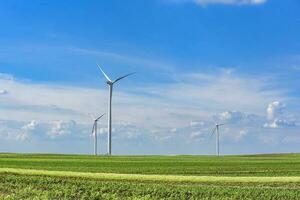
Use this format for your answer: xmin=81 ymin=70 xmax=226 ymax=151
xmin=0 ymin=153 xmax=300 ymax=199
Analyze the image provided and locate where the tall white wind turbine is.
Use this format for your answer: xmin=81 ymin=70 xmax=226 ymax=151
xmin=91 ymin=113 xmax=105 ymax=156
xmin=211 ymin=123 xmax=225 ymax=156
xmin=97 ymin=64 xmax=135 ymax=156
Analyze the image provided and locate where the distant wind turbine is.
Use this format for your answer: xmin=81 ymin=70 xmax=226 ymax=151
xmin=91 ymin=113 xmax=105 ymax=156
xmin=211 ymin=123 xmax=225 ymax=156
xmin=97 ymin=64 xmax=135 ymax=155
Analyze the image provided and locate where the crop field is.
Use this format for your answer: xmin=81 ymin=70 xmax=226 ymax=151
xmin=0 ymin=153 xmax=300 ymax=199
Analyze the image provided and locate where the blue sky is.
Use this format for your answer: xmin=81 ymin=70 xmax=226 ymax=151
xmin=0 ymin=0 xmax=300 ymax=155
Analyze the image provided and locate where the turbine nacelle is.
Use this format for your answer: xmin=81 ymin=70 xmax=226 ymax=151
xmin=97 ymin=63 xmax=135 ymax=85
xmin=91 ymin=113 xmax=105 ymax=133
xmin=90 ymin=113 xmax=105 ymax=121
xmin=215 ymin=123 xmax=225 ymax=127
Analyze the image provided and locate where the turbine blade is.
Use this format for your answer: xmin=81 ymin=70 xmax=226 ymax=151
xmin=96 ymin=113 xmax=105 ymax=121
xmin=97 ymin=64 xmax=112 ymax=82
xmin=210 ymin=127 xmax=217 ymax=138
xmin=91 ymin=123 xmax=95 ymax=135
xmin=113 ymin=72 xmax=135 ymax=84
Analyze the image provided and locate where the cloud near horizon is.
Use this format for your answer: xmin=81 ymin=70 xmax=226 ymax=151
xmin=0 ymin=70 xmax=299 ymax=154
xmin=263 ymin=101 xmax=296 ymax=128
xmin=0 ymin=90 xmax=8 ymax=95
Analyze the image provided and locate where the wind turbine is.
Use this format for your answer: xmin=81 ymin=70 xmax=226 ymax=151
xmin=211 ymin=123 xmax=225 ymax=156
xmin=96 ymin=64 xmax=135 ymax=155
xmin=91 ymin=113 xmax=105 ymax=156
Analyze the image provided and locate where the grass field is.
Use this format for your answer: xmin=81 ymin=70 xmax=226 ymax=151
xmin=0 ymin=153 xmax=300 ymax=199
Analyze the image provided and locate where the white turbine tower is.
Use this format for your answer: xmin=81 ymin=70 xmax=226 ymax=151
xmin=91 ymin=113 xmax=105 ymax=156
xmin=97 ymin=64 xmax=135 ymax=156
xmin=211 ymin=123 xmax=225 ymax=156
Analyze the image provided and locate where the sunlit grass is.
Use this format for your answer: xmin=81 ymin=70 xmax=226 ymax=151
xmin=1 ymin=153 xmax=300 ymax=199
xmin=1 ymin=153 xmax=300 ymax=176
xmin=1 ymin=167 xmax=300 ymax=184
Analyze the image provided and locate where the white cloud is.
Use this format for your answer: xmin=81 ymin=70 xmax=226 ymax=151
xmin=264 ymin=101 xmax=296 ymax=129
xmin=15 ymin=132 xmax=28 ymax=141
xmin=264 ymin=118 xmax=296 ymax=129
xmin=266 ymin=101 xmax=285 ymax=120
xmin=0 ymin=120 xmax=39 ymax=141
xmin=22 ymin=120 xmax=39 ymax=131
xmin=0 ymin=73 xmax=14 ymax=80
xmin=167 ymin=0 xmax=267 ymax=6
xmin=190 ymin=121 xmax=205 ymax=127
xmin=0 ymin=119 xmax=87 ymax=141
xmin=17 ymin=120 xmax=39 ymax=140
xmin=47 ymin=120 xmax=76 ymax=138
xmin=0 ymin=71 xmax=290 ymax=132
xmin=216 ymin=126 xmax=247 ymax=142
xmin=190 ymin=131 xmax=205 ymax=139
xmin=0 ymin=68 xmax=288 ymax=130
xmin=170 ymin=128 xmax=177 ymax=133
xmin=0 ymin=70 xmax=299 ymax=154
xmin=195 ymin=0 xmax=267 ymax=5
xmin=0 ymin=90 xmax=8 ymax=95
xmin=217 ymin=111 xmax=244 ymax=122
xmin=154 ymin=71 xmax=287 ymax=115
xmin=214 ymin=111 xmax=264 ymax=126
xmin=236 ymin=129 xmax=247 ymax=140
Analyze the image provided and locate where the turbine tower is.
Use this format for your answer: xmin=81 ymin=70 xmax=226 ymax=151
xmin=97 ymin=64 xmax=135 ymax=155
xmin=211 ymin=123 xmax=225 ymax=156
xmin=91 ymin=114 xmax=105 ymax=156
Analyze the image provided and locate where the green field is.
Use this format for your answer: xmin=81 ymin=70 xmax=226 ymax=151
xmin=0 ymin=153 xmax=300 ymax=199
